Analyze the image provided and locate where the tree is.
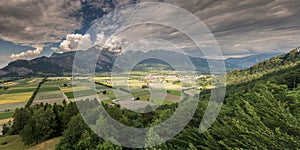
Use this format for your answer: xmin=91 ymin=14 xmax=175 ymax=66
xmin=77 ymin=130 xmax=102 ymax=149
xmin=145 ymin=128 xmax=161 ymax=148
xmin=56 ymin=114 xmax=89 ymax=150
xmin=102 ymin=90 xmax=107 ymax=95
xmin=96 ymin=141 xmax=122 ymax=150
xmin=10 ymin=108 xmax=30 ymax=134
xmin=62 ymin=102 xmax=79 ymax=128
xmin=2 ymin=121 xmax=11 ymax=136
xmin=142 ymin=85 xmax=149 ymax=89
xmin=20 ymin=107 xmax=56 ymax=145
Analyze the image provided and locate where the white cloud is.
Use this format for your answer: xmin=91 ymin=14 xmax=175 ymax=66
xmin=59 ymin=34 xmax=93 ymax=52
xmin=57 ymin=32 xmax=125 ymax=52
xmin=95 ymin=32 xmax=106 ymax=45
xmin=50 ymin=47 xmax=59 ymax=51
xmin=10 ymin=46 xmax=43 ymax=60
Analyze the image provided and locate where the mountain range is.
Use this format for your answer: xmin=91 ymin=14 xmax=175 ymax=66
xmin=225 ymin=52 xmax=285 ymax=68
xmin=0 ymin=46 xmax=287 ymax=77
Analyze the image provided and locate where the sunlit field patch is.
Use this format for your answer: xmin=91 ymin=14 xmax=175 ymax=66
xmin=61 ymin=86 xmax=91 ymax=93
xmin=0 ymin=92 xmax=33 ymax=104
xmin=0 ymin=82 xmax=16 ymax=87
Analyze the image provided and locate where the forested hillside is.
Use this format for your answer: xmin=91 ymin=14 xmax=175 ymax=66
xmin=227 ymin=48 xmax=300 ymax=85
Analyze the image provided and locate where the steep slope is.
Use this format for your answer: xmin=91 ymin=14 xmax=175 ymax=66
xmin=170 ymin=48 xmax=300 ymax=149
xmin=227 ymin=47 xmax=300 ymax=85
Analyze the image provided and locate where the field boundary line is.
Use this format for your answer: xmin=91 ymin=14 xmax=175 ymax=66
xmin=58 ymin=85 xmax=70 ymax=102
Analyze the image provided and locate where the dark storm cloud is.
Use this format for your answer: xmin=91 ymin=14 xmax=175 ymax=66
xmin=0 ymin=0 xmax=82 ymax=46
xmin=170 ymin=0 xmax=300 ymax=54
xmin=121 ymin=0 xmax=300 ymax=55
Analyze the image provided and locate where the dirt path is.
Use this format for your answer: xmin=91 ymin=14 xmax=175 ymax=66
xmin=58 ymin=85 xmax=69 ymax=102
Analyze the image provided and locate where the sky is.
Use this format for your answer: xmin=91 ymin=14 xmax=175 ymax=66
xmin=0 ymin=0 xmax=300 ymax=68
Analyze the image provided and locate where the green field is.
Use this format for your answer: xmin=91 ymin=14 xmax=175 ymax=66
xmin=0 ymin=111 xmax=14 ymax=120
xmin=102 ymin=100 xmax=113 ymax=104
xmin=7 ymin=88 xmax=36 ymax=94
xmin=65 ymin=89 xmax=97 ymax=99
xmin=103 ymin=89 xmax=116 ymax=99
xmin=38 ymin=86 xmax=60 ymax=92
xmin=0 ymin=88 xmax=6 ymax=95
xmin=131 ymin=90 xmax=150 ymax=101
xmin=166 ymin=89 xmax=182 ymax=96
xmin=34 ymin=91 xmax=63 ymax=100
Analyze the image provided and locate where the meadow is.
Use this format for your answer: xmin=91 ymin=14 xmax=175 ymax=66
xmin=0 ymin=111 xmax=14 ymax=120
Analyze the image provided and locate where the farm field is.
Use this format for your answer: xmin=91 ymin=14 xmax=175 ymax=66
xmin=0 ymin=92 xmax=33 ymax=104
xmin=0 ymin=78 xmax=42 ymax=119
xmin=34 ymin=91 xmax=63 ymax=100
xmin=32 ymin=79 xmax=71 ymax=105
xmin=0 ymin=102 xmax=27 ymax=112
xmin=65 ymin=89 xmax=97 ymax=99
xmin=0 ymin=111 xmax=14 ymax=120
xmin=0 ymin=73 xmax=202 ymax=127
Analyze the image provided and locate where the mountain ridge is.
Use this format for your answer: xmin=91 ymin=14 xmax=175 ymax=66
xmin=0 ymin=47 xmax=287 ymax=77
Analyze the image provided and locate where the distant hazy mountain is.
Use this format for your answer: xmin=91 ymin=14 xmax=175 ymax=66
xmin=0 ymin=46 xmax=286 ymax=77
xmin=225 ymin=52 xmax=285 ymax=68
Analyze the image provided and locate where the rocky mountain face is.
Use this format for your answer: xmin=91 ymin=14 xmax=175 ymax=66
xmin=0 ymin=46 xmax=119 ymax=77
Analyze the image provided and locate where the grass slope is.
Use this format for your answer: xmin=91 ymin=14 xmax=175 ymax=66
xmin=27 ymin=137 xmax=60 ymax=150
xmin=0 ymin=135 xmax=25 ymax=150
xmin=0 ymin=135 xmax=60 ymax=150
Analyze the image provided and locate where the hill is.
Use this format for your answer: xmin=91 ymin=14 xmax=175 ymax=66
xmin=227 ymin=47 xmax=300 ymax=85
xmin=168 ymin=47 xmax=300 ymax=149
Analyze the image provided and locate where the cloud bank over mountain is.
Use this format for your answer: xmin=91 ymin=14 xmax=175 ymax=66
xmin=10 ymin=46 xmax=43 ymax=60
